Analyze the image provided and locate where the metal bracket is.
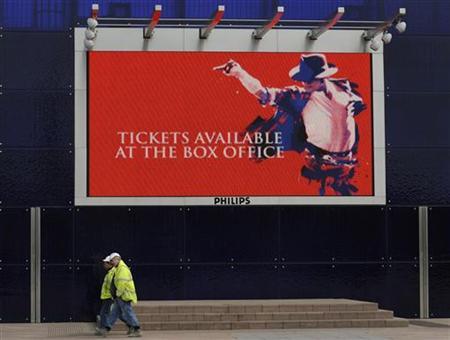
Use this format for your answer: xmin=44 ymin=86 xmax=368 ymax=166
xmin=308 ymin=7 xmax=345 ymax=40
xmin=363 ymin=8 xmax=406 ymax=41
xmin=252 ymin=6 xmax=284 ymax=40
xmin=143 ymin=4 xmax=162 ymax=39
xmin=199 ymin=5 xmax=225 ymax=39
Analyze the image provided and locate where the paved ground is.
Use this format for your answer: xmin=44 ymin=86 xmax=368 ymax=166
xmin=1 ymin=320 xmax=450 ymax=340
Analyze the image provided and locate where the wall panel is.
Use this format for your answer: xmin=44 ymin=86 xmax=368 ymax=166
xmin=429 ymin=262 xmax=450 ymax=317
xmin=278 ymin=264 xmax=334 ymax=299
xmin=0 ymin=209 xmax=30 ymax=322
xmin=132 ymin=207 xmax=184 ymax=263
xmin=0 ymin=208 xmax=30 ymax=264
xmin=0 ymin=91 xmax=74 ymax=148
xmin=41 ymin=265 xmax=73 ymax=322
xmin=333 ymin=207 xmax=386 ymax=261
xmin=332 ymin=264 xmax=387 ymax=302
xmin=429 ymin=207 xmax=450 ymax=261
xmin=385 ymin=36 xmax=450 ymax=93
xmin=41 ymin=208 xmax=74 ymax=264
xmin=279 ymin=207 xmax=336 ymax=262
xmin=0 ymin=32 xmax=73 ymax=90
xmin=386 ymin=93 xmax=450 ymax=148
xmin=386 ymin=207 xmax=419 ymax=261
xmin=384 ymin=263 xmax=420 ymax=318
xmin=74 ymin=207 xmax=134 ymax=264
xmin=185 ymin=207 xmax=279 ymax=263
xmin=72 ymin=265 xmax=104 ymax=321
xmin=386 ymin=148 xmax=450 ymax=205
xmin=132 ymin=265 xmax=184 ymax=300
xmin=184 ymin=264 xmax=278 ymax=300
xmin=0 ymin=265 xmax=30 ymax=322
xmin=0 ymin=149 xmax=74 ymax=206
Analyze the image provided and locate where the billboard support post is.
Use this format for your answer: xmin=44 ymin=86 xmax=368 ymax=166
xmin=143 ymin=4 xmax=162 ymax=39
xmin=199 ymin=5 xmax=225 ymax=39
xmin=252 ymin=6 xmax=284 ymax=40
xmin=308 ymin=7 xmax=345 ymax=40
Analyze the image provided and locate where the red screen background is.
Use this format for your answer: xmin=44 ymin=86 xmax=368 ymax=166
xmin=88 ymin=52 xmax=373 ymax=197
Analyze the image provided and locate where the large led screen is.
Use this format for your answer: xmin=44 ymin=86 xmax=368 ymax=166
xmin=87 ymin=51 xmax=373 ymax=200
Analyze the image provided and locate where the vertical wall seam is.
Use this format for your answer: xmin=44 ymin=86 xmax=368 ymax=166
xmin=36 ymin=207 xmax=41 ymax=323
xmin=30 ymin=207 xmax=36 ymax=323
xmin=419 ymin=206 xmax=429 ymax=318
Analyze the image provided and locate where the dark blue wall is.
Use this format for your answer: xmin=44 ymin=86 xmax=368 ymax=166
xmin=1 ymin=0 xmax=450 ymax=322
xmin=0 ymin=208 xmax=30 ymax=322
xmin=38 ymin=206 xmax=420 ymax=321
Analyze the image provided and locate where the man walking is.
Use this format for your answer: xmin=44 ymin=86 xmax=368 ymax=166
xmin=95 ymin=254 xmax=132 ymax=336
xmin=102 ymin=252 xmax=141 ymax=337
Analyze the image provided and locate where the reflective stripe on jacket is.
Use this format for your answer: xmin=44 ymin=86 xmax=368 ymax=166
xmin=100 ymin=267 xmax=115 ymax=300
xmin=114 ymin=260 xmax=138 ymax=304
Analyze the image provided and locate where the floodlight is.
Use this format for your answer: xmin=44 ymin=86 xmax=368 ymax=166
xmin=382 ymin=32 xmax=392 ymax=44
xmin=85 ymin=29 xmax=96 ymax=40
xmin=84 ymin=39 xmax=95 ymax=50
xmin=87 ymin=18 xmax=98 ymax=29
xmin=370 ymin=39 xmax=382 ymax=51
xmin=395 ymin=21 xmax=407 ymax=33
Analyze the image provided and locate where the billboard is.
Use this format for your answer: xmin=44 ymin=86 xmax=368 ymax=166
xmin=88 ymin=52 xmax=372 ymax=199
xmin=75 ymin=27 xmax=385 ymax=205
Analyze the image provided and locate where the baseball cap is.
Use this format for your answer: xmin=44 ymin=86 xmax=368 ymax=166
xmin=108 ymin=252 xmax=121 ymax=260
xmin=102 ymin=255 xmax=111 ymax=262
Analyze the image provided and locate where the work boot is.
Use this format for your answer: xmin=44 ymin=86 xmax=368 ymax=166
xmin=95 ymin=327 xmax=109 ymax=338
xmin=128 ymin=328 xmax=142 ymax=337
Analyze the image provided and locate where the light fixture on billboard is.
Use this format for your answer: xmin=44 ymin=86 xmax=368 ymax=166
xmin=87 ymin=17 xmax=98 ymax=29
xmin=84 ymin=23 xmax=97 ymax=50
xmin=84 ymin=4 xmax=99 ymax=50
xmin=395 ymin=20 xmax=407 ymax=33
xmin=370 ymin=38 xmax=382 ymax=51
xmin=84 ymin=38 xmax=96 ymax=50
xmin=85 ymin=28 xmax=96 ymax=40
xmin=363 ymin=7 xmax=405 ymax=48
xmin=382 ymin=31 xmax=392 ymax=44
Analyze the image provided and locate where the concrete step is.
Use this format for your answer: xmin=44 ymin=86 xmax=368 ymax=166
xmin=136 ymin=310 xmax=394 ymax=322
xmin=112 ymin=299 xmax=408 ymax=331
xmin=133 ymin=299 xmax=379 ymax=314
xmin=114 ymin=318 xmax=408 ymax=331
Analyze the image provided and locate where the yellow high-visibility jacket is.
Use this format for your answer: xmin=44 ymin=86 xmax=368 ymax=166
xmin=114 ymin=260 xmax=138 ymax=304
xmin=100 ymin=267 xmax=115 ymax=300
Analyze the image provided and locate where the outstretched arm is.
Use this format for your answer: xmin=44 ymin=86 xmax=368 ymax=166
xmin=213 ymin=59 xmax=266 ymax=100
